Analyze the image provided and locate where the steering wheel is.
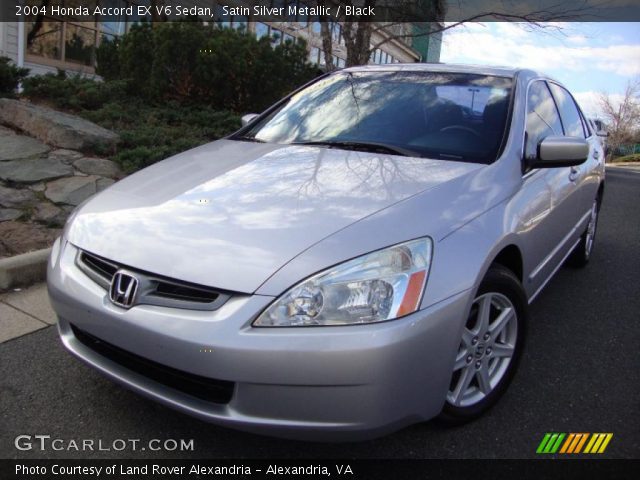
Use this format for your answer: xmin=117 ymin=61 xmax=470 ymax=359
xmin=440 ymin=125 xmax=482 ymax=138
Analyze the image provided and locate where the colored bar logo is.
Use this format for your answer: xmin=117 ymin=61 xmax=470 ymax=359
xmin=536 ymin=433 xmax=613 ymax=454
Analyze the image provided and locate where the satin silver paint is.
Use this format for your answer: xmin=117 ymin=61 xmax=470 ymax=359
xmin=538 ymin=136 xmax=590 ymax=163
xmin=47 ymin=64 xmax=605 ymax=440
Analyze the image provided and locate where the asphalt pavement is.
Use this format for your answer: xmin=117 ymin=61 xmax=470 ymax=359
xmin=1 ymin=168 xmax=638 ymax=459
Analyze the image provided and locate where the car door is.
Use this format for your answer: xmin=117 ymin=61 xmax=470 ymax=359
xmin=520 ymin=80 xmax=579 ymax=293
xmin=546 ymin=82 xmax=597 ymax=238
xmin=549 ymin=83 xmax=604 ymax=209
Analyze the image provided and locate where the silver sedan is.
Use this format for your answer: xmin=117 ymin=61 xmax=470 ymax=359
xmin=48 ymin=64 xmax=604 ymax=440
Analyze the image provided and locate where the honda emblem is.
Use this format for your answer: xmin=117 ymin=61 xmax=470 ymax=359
xmin=109 ymin=271 xmax=138 ymax=308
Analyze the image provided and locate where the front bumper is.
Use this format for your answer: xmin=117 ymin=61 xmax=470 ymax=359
xmin=48 ymin=239 xmax=471 ymax=441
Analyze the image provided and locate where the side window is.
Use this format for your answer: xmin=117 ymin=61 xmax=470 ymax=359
xmin=525 ymin=81 xmax=563 ymax=160
xmin=579 ymin=110 xmax=592 ymax=137
xmin=548 ymin=83 xmax=586 ymax=138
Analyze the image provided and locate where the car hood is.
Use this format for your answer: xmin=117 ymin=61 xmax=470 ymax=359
xmin=67 ymin=139 xmax=483 ymax=293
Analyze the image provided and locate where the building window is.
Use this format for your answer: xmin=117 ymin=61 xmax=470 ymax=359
xmin=309 ymin=46 xmax=319 ymax=64
xmin=331 ymin=22 xmax=341 ymax=43
xmin=100 ymin=20 xmax=125 ymax=37
xmin=25 ymin=1 xmax=156 ymax=71
xmin=27 ymin=19 xmax=63 ymax=60
xmin=271 ymin=28 xmax=283 ymax=45
xmin=64 ymin=23 xmax=96 ymax=66
xmin=233 ymin=15 xmax=248 ymax=31
xmin=255 ymin=22 xmax=269 ymax=39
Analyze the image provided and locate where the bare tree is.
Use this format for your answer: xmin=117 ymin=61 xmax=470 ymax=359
xmin=598 ymin=79 xmax=640 ymax=160
xmin=318 ymin=0 xmax=336 ymax=71
xmin=316 ymin=0 xmax=595 ymax=69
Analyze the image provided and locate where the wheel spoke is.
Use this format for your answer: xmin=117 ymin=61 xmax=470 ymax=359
xmin=477 ymin=295 xmax=493 ymax=335
xmin=461 ymin=328 xmax=474 ymax=347
xmin=476 ymin=363 xmax=491 ymax=394
xmin=491 ymin=343 xmax=515 ymax=358
xmin=489 ymin=307 xmax=514 ymax=341
xmin=453 ymin=349 xmax=470 ymax=371
xmin=450 ymin=366 xmax=474 ymax=405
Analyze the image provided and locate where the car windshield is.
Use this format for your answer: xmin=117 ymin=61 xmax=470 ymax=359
xmin=237 ymin=71 xmax=513 ymax=163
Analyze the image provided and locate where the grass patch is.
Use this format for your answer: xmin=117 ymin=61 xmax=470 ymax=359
xmin=612 ymin=153 xmax=640 ymax=163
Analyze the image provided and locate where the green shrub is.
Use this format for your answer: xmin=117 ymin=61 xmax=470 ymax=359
xmin=18 ymin=22 xmax=317 ymax=172
xmin=107 ymin=21 xmax=318 ymax=110
xmin=22 ymin=71 xmax=129 ymax=110
xmin=613 ymin=153 xmax=640 ymax=163
xmin=95 ymin=36 xmax=121 ymax=81
xmin=0 ymin=56 xmax=29 ymax=97
xmin=81 ymin=101 xmax=240 ymax=172
xmin=117 ymin=22 xmax=155 ymax=93
xmin=25 ymin=22 xmax=318 ymax=112
xmin=150 ymin=21 xmax=208 ymax=100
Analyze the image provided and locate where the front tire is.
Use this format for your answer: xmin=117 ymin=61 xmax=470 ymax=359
xmin=439 ymin=264 xmax=528 ymax=423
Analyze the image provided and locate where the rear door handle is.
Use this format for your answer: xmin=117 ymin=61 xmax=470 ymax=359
xmin=593 ymin=149 xmax=604 ymax=165
xmin=569 ymin=166 xmax=580 ymax=182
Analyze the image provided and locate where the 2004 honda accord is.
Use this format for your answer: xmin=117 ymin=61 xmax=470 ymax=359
xmin=48 ymin=64 xmax=604 ymax=440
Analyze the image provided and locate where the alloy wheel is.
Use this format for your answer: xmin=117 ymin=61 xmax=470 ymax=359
xmin=585 ymin=200 xmax=599 ymax=258
xmin=447 ymin=292 xmax=518 ymax=408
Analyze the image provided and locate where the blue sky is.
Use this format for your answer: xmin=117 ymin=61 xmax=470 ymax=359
xmin=440 ymin=22 xmax=640 ymax=117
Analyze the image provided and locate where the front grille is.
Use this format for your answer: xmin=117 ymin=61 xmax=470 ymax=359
xmin=80 ymin=252 xmax=118 ymax=281
xmin=71 ymin=324 xmax=234 ymax=405
xmin=76 ymin=250 xmax=229 ymax=310
xmin=154 ymin=282 xmax=219 ymax=303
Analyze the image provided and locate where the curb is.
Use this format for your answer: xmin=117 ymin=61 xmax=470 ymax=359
xmin=0 ymin=248 xmax=51 ymax=290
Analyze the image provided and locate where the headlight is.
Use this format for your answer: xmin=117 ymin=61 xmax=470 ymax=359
xmin=254 ymin=238 xmax=433 ymax=327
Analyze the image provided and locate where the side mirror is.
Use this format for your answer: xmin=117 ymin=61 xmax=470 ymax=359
xmin=530 ymin=136 xmax=589 ymax=168
xmin=241 ymin=113 xmax=259 ymax=127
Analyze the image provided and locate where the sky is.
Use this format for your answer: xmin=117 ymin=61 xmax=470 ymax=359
xmin=440 ymin=22 xmax=640 ymax=118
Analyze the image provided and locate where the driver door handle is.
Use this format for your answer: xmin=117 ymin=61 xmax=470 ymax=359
xmin=569 ymin=166 xmax=580 ymax=182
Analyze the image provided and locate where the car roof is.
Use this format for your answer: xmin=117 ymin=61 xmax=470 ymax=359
xmin=341 ymin=63 xmax=552 ymax=82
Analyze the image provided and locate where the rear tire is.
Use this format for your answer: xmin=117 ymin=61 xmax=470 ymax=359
xmin=567 ymin=196 xmax=600 ymax=268
xmin=439 ymin=264 xmax=528 ymax=424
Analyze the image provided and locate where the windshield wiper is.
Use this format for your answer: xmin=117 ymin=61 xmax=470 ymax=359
xmin=292 ymin=140 xmax=422 ymax=158
xmin=233 ymin=136 xmax=266 ymax=143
